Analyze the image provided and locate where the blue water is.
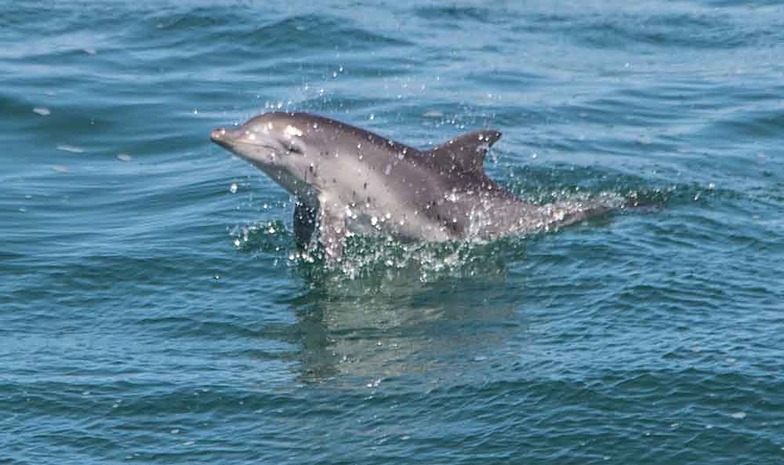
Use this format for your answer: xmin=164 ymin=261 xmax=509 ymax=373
xmin=1 ymin=1 xmax=783 ymax=463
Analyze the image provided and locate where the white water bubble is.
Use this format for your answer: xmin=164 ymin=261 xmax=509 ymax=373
xmin=730 ymin=412 xmax=746 ymax=420
xmin=33 ymin=107 xmax=51 ymax=116
xmin=56 ymin=144 xmax=84 ymax=153
xmin=229 ymin=182 xmax=238 ymax=194
xmin=116 ymin=153 xmax=132 ymax=162
xmin=365 ymin=378 xmax=381 ymax=388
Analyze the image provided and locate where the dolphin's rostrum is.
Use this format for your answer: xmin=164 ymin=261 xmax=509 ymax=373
xmin=211 ymin=112 xmax=617 ymax=261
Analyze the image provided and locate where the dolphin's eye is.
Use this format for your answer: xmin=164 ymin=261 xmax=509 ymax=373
xmin=287 ymin=143 xmax=303 ymax=155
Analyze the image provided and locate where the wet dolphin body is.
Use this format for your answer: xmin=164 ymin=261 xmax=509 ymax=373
xmin=211 ymin=112 xmax=616 ymax=261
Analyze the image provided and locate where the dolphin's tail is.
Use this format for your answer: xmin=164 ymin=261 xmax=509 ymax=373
xmin=551 ymin=203 xmax=614 ymax=229
xmin=543 ymin=193 xmax=628 ymax=230
xmin=546 ymin=193 xmax=661 ymax=230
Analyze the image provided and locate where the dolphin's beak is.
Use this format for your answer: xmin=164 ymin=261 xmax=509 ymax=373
xmin=210 ymin=128 xmax=230 ymax=148
xmin=210 ymin=128 xmax=226 ymax=144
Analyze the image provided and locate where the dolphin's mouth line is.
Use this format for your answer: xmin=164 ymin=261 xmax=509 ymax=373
xmin=221 ymin=140 xmax=279 ymax=151
xmin=210 ymin=129 xmax=280 ymax=151
xmin=223 ymin=140 xmax=305 ymax=157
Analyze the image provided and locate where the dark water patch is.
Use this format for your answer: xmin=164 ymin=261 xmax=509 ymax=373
xmin=145 ymin=5 xmax=247 ymax=32
xmin=413 ymin=5 xmax=502 ymax=24
xmin=467 ymin=68 xmax=549 ymax=90
xmin=701 ymin=108 xmax=784 ymax=140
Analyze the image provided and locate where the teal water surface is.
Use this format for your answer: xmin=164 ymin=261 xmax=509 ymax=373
xmin=1 ymin=1 xmax=783 ymax=464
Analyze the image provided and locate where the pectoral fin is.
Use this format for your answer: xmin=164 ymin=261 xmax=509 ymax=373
xmin=293 ymin=200 xmax=318 ymax=249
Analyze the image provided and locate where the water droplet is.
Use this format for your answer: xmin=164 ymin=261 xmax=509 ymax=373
xmin=730 ymin=412 xmax=746 ymax=420
xmin=33 ymin=107 xmax=51 ymax=116
xmin=116 ymin=153 xmax=132 ymax=162
xmin=229 ymin=183 xmax=238 ymax=194
xmin=285 ymin=125 xmax=303 ymax=137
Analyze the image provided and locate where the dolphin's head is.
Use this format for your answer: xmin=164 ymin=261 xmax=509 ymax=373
xmin=211 ymin=112 xmax=338 ymax=198
xmin=210 ymin=112 xmax=318 ymax=169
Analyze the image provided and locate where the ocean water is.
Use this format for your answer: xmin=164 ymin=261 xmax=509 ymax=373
xmin=1 ymin=0 xmax=782 ymax=463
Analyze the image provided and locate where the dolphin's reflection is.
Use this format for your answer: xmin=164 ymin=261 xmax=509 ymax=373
xmin=283 ymin=248 xmax=528 ymax=384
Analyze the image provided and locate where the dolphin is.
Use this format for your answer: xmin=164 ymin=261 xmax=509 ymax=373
xmin=211 ymin=112 xmax=618 ymax=261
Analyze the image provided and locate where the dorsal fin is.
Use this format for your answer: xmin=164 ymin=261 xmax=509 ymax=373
xmin=426 ymin=129 xmax=502 ymax=175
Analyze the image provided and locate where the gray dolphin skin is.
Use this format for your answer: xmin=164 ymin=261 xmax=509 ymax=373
xmin=211 ymin=112 xmax=616 ymax=261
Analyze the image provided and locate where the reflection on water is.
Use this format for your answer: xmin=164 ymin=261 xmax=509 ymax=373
xmin=284 ymin=247 xmax=527 ymax=384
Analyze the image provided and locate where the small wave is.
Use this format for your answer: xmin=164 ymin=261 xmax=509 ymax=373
xmin=139 ymin=11 xmax=410 ymax=56
xmin=700 ymin=108 xmax=784 ymax=140
xmin=523 ymin=11 xmax=781 ymax=50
